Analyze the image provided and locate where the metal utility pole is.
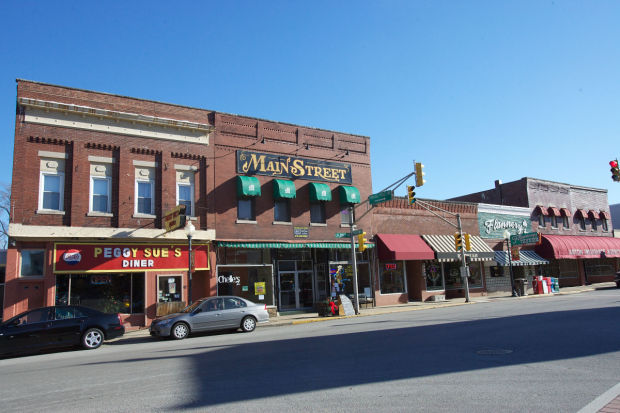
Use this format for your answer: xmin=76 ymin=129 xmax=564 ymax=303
xmin=456 ymin=214 xmax=470 ymax=303
xmin=349 ymin=205 xmax=360 ymax=315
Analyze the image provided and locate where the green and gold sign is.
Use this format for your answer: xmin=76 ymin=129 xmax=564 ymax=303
xmin=237 ymin=150 xmax=352 ymax=184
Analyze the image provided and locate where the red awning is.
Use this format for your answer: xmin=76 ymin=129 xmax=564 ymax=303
xmin=600 ymin=211 xmax=611 ymax=220
xmin=536 ymin=235 xmax=620 ymax=259
xmin=560 ymin=208 xmax=572 ymax=217
xmin=534 ymin=205 xmax=549 ymax=216
xmin=376 ymin=234 xmax=435 ymax=261
xmin=587 ymin=210 xmax=598 ymax=219
xmin=547 ymin=207 xmax=561 ymax=216
xmin=575 ymin=209 xmax=588 ymax=219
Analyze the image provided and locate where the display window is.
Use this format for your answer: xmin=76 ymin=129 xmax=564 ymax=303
xmin=55 ymin=273 xmax=144 ymax=314
xmin=216 ymin=265 xmax=274 ymax=306
xmin=158 ymin=275 xmax=183 ymax=303
xmin=380 ymin=261 xmax=406 ymax=294
xmin=424 ymin=262 xmax=444 ymax=291
xmin=444 ymin=261 xmax=483 ymax=289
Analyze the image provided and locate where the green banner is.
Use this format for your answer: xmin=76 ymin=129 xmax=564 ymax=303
xmin=478 ymin=212 xmax=532 ymax=239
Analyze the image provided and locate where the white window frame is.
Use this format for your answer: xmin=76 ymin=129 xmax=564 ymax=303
xmin=38 ymin=171 xmax=64 ymax=212
xmin=135 ymin=179 xmax=155 ymax=217
xmin=177 ymin=182 xmax=195 ymax=217
xmin=89 ymin=176 xmax=112 ymax=214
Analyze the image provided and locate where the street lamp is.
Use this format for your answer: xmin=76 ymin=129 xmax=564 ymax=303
xmin=184 ymin=219 xmax=196 ymax=305
xmin=503 ymin=230 xmax=517 ymax=297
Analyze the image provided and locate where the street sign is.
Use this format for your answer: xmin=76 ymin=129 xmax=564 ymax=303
xmin=368 ymin=190 xmax=393 ymax=205
xmin=335 ymin=232 xmax=350 ymax=238
xmin=351 ymin=229 xmax=363 ymax=236
xmin=510 ymin=232 xmax=540 ymax=246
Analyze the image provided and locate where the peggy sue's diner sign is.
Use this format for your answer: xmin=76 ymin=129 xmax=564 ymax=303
xmin=237 ymin=150 xmax=352 ymax=184
xmin=53 ymin=243 xmax=210 ymax=273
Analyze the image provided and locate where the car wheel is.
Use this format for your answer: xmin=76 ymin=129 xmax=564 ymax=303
xmin=241 ymin=316 xmax=257 ymax=332
xmin=82 ymin=328 xmax=104 ymax=350
xmin=171 ymin=322 xmax=189 ymax=340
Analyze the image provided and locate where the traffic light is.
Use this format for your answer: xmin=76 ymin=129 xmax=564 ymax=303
xmin=407 ymin=185 xmax=416 ymax=204
xmin=357 ymin=232 xmax=367 ymax=252
xmin=415 ymin=162 xmax=426 ymax=187
xmin=454 ymin=232 xmax=463 ymax=251
xmin=610 ymin=160 xmax=620 ymax=182
xmin=464 ymin=233 xmax=471 ymax=251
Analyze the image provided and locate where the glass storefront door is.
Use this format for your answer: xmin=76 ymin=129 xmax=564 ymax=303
xmin=278 ymin=260 xmax=314 ymax=310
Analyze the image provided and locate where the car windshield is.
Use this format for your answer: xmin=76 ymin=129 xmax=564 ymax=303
xmin=180 ymin=300 xmax=205 ymax=313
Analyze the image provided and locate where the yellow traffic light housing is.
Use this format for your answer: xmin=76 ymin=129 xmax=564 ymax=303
xmin=454 ymin=232 xmax=463 ymax=251
xmin=407 ymin=185 xmax=416 ymax=205
xmin=415 ymin=162 xmax=426 ymax=187
xmin=464 ymin=233 xmax=471 ymax=251
xmin=358 ymin=232 xmax=367 ymax=252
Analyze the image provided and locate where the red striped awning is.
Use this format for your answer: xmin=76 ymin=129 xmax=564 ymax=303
xmin=536 ymin=235 xmax=620 ymax=259
xmin=534 ymin=205 xmax=549 ymax=216
xmin=575 ymin=209 xmax=588 ymax=219
xmin=599 ymin=211 xmax=611 ymax=220
xmin=560 ymin=208 xmax=572 ymax=217
xmin=547 ymin=207 xmax=561 ymax=216
xmin=376 ymin=234 xmax=435 ymax=261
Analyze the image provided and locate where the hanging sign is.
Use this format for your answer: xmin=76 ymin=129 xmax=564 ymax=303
xmin=237 ymin=150 xmax=352 ymax=184
xmin=53 ymin=242 xmax=210 ymax=273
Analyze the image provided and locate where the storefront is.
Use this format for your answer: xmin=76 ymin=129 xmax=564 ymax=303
xmin=53 ymin=242 xmax=211 ymax=326
xmin=536 ymin=235 xmax=620 ymax=286
xmin=215 ymin=242 xmax=372 ymax=313
xmin=421 ymin=234 xmax=495 ymax=299
xmin=490 ymin=250 xmax=549 ymax=294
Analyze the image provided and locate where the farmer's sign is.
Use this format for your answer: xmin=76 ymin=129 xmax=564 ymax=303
xmin=53 ymin=242 xmax=210 ymax=273
xmin=237 ymin=150 xmax=352 ymax=184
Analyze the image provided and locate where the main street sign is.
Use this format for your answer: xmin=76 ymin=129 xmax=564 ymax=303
xmin=335 ymin=232 xmax=350 ymax=238
xmin=510 ymin=232 xmax=540 ymax=246
xmin=368 ymin=190 xmax=393 ymax=206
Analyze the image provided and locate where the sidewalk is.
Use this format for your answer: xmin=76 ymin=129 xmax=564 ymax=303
xmin=121 ymin=281 xmax=617 ymax=338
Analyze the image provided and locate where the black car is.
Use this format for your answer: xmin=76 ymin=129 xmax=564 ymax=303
xmin=0 ymin=305 xmax=125 ymax=356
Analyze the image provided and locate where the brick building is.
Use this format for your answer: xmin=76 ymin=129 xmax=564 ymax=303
xmin=449 ymin=178 xmax=620 ymax=286
xmin=370 ymin=197 xmax=494 ymax=302
xmin=4 ymin=80 xmax=373 ymax=323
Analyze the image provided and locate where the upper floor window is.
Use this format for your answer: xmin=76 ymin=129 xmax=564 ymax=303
xmin=236 ymin=176 xmax=261 ymax=223
xmin=341 ymin=207 xmax=355 ymax=225
xmin=591 ymin=219 xmax=597 ymax=231
xmin=134 ymin=164 xmax=156 ymax=217
xmin=602 ymin=219 xmax=608 ymax=232
xmin=176 ymin=166 xmax=196 ymax=217
xmin=274 ymin=199 xmax=291 ymax=222
xmin=310 ymin=202 xmax=326 ymax=224
xmin=550 ymin=215 xmax=557 ymax=228
xmin=38 ymin=153 xmax=66 ymax=213
xmin=579 ymin=217 xmax=586 ymax=230
xmin=562 ymin=216 xmax=570 ymax=229
xmin=89 ymin=160 xmax=113 ymax=214
xmin=538 ymin=213 xmax=545 ymax=228
xmin=20 ymin=250 xmax=45 ymax=277
xmin=238 ymin=198 xmax=255 ymax=221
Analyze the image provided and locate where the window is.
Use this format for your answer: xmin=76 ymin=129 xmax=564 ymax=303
xmin=380 ymin=261 xmax=406 ymax=294
xmin=14 ymin=308 xmax=51 ymax=325
xmin=550 ymin=215 xmax=557 ymax=228
xmin=562 ymin=216 xmax=570 ymax=229
xmin=38 ymin=154 xmax=65 ymax=212
xmin=602 ymin=219 xmax=608 ymax=231
xmin=579 ymin=217 xmax=586 ymax=230
xmin=538 ymin=214 xmax=545 ymax=227
xmin=424 ymin=262 xmax=444 ymax=290
xmin=158 ymin=275 xmax=182 ymax=303
xmin=224 ymin=297 xmax=247 ymax=309
xmin=40 ymin=173 xmax=64 ymax=211
xmin=341 ymin=207 xmax=355 ymax=225
xmin=89 ymin=161 xmax=112 ymax=214
xmin=310 ymin=202 xmax=326 ymax=224
xmin=274 ymin=199 xmax=291 ymax=222
xmin=238 ymin=198 xmax=255 ymax=221
xmin=591 ymin=219 xmax=597 ymax=231
xmin=136 ymin=180 xmax=154 ymax=215
xmin=91 ymin=177 xmax=111 ymax=213
xmin=20 ymin=250 xmax=45 ymax=277
xmin=178 ymin=184 xmax=193 ymax=216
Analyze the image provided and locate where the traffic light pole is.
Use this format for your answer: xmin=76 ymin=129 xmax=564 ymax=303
xmin=349 ymin=205 xmax=360 ymax=315
xmin=456 ymin=214 xmax=470 ymax=303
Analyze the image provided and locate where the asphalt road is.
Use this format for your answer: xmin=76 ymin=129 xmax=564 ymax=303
xmin=1 ymin=288 xmax=619 ymax=413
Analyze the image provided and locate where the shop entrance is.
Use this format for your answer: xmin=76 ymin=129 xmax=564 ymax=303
xmin=278 ymin=260 xmax=313 ymax=310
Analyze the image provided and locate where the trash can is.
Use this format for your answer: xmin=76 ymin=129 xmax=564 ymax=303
xmin=514 ymin=278 xmax=527 ymax=296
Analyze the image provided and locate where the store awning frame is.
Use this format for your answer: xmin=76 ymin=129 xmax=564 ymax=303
xmin=422 ymin=234 xmax=495 ymax=262
xmin=273 ymin=179 xmax=297 ymax=199
xmin=494 ymin=250 xmax=549 ymax=266
xmin=339 ymin=185 xmax=360 ymax=204
xmin=217 ymin=241 xmax=374 ymax=249
xmin=376 ymin=234 xmax=435 ymax=261
xmin=236 ymin=176 xmax=261 ymax=197
xmin=536 ymin=234 xmax=620 ymax=259
xmin=309 ymin=182 xmax=332 ymax=202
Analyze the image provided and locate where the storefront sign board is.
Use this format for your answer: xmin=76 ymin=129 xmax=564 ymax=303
xmin=163 ymin=205 xmax=186 ymax=232
xmin=510 ymin=232 xmax=540 ymax=246
xmin=237 ymin=150 xmax=352 ymax=184
xmin=478 ymin=212 xmax=531 ymax=239
xmin=294 ymin=226 xmax=309 ymax=238
xmin=53 ymin=242 xmax=210 ymax=273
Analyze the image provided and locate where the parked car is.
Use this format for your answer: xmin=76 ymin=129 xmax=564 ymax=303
xmin=150 ymin=296 xmax=269 ymax=340
xmin=0 ymin=306 xmax=125 ymax=356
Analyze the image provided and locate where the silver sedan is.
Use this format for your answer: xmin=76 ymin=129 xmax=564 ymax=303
xmin=149 ymin=296 xmax=269 ymax=340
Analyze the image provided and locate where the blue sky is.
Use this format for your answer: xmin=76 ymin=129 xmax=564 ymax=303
xmin=1 ymin=1 xmax=620 ymax=204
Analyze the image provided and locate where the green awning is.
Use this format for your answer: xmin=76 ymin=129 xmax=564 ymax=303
xmin=309 ymin=182 xmax=332 ymax=202
xmin=273 ymin=179 xmax=296 ymax=199
xmin=339 ymin=185 xmax=360 ymax=204
xmin=217 ymin=241 xmax=374 ymax=249
xmin=237 ymin=176 xmax=261 ymax=197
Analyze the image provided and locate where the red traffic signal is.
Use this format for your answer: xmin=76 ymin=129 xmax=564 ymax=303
xmin=610 ymin=160 xmax=618 ymax=168
xmin=611 ymin=159 xmax=620 ymax=182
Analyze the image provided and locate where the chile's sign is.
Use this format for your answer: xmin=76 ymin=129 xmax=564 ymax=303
xmin=237 ymin=150 xmax=352 ymax=184
xmin=53 ymin=242 xmax=210 ymax=273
